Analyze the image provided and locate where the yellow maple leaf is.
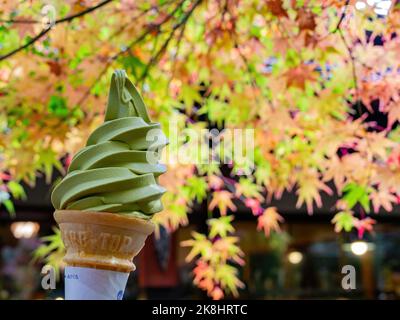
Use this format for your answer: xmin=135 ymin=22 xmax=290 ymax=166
xmin=296 ymin=169 xmax=332 ymax=214
xmin=208 ymin=191 xmax=237 ymax=216
xmin=257 ymin=207 xmax=284 ymax=236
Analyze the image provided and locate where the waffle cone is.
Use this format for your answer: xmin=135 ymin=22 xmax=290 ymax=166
xmin=54 ymin=210 xmax=154 ymax=273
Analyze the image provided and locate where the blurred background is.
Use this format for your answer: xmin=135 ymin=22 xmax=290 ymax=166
xmin=1 ymin=175 xmax=400 ymax=299
xmin=1 ymin=0 xmax=400 ymax=300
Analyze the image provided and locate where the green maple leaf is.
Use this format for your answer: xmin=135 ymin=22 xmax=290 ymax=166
xmin=37 ymin=148 xmax=64 ymax=183
xmin=197 ymin=163 xmax=221 ymax=176
xmin=331 ymin=211 xmax=354 ymax=232
xmin=342 ymin=183 xmax=371 ymax=213
xmin=3 ymin=199 xmax=15 ymax=217
xmin=181 ymin=232 xmax=213 ymax=262
xmin=236 ymin=178 xmax=263 ymax=200
xmin=33 ymin=227 xmax=64 ymax=280
xmin=200 ymin=98 xmax=229 ymax=128
xmin=7 ymin=181 xmax=26 ymax=200
xmin=180 ymin=84 xmax=202 ymax=113
xmin=208 ymin=216 xmax=235 ymax=238
xmin=185 ymin=176 xmax=208 ymax=203
xmin=255 ymin=165 xmax=271 ymax=185
xmin=48 ymin=95 xmax=68 ymax=118
xmin=215 ymin=264 xmax=244 ymax=296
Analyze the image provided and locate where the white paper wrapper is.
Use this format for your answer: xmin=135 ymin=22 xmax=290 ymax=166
xmin=64 ymin=266 xmax=129 ymax=300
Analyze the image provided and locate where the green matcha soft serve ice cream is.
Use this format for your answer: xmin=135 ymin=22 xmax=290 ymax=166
xmin=51 ymin=70 xmax=167 ymax=220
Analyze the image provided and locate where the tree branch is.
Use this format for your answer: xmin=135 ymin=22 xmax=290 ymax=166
xmin=0 ymin=19 xmax=38 ymax=24
xmin=138 ymin=0 xmax=202 ymax=82
xmin=112 ymin=0 xmax=187 ymax=60
xmin=167 ymin=16 xmax=188 ymax=88
xmin=56 ymin=0 xmax=114 ymax=23
xmin=0 ymin=0 xmax=113 ymax=61
xmin=333 ymin=0 xmax=350 ymax=33
xmin=338 ymin=27 xmax=361 ymax=115
xmin=77 ymin=0 xmax=190 ymax=106
xmin=332 ymin=1 xmax=361 ymax=114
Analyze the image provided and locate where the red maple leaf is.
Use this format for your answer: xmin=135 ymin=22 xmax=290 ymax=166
xmin=296 ymin=9 xmax=316 ymax=31
xmin=266 ymin=0 xmax=288 ymax=17
xmin=283 ymin=64 xmax=318 ymax=90
xmin=354 ymin=217 xmax=376 ymax=238
xmin=257 ymin=207 xmax=284 ymax=236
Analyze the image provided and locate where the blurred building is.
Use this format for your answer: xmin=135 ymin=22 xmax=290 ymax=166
xmin=1 ymin=174 xmax=400 ymax=300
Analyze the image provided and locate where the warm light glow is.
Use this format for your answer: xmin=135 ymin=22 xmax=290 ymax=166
xmin=55 ymin=297 xmax=64 ymax=300
xmin=10 ymin=221 xmax=40 ymax=239
xmin=350 ymin=241 xmax=368 ymax=256
xmin=288 ymin=251 xmax=303 ymax=264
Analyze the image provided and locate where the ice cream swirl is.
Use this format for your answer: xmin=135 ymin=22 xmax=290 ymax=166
xmin=51 ymin=70 xmax=167 ymax=219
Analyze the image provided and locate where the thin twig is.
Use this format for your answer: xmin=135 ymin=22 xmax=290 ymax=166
xmin=107 ymin=0 xmax=177 ymax=42
xmin=76 ymin=61 xmax=112 ymax=107
xmin=112 ymin=0 xmax=186 ymax=60
xmin=333 ymin=0 xmax=350 ymax=33
xmin=325 ymin=0 xmax=361 ymax=114
xmin=77 ymin=0 xmax=189 ymax=106
xmin=0 ymin=19 xmax=38 ymax=24
xmin=338 ymin=28 xmax=361 ymax=115
xmin=167 ymin=17 xmax=187 ymax=89
xmin=0 ymin=0 xmax=114 ymax=61
xmin=138 ymin=0 xmax=202 ymax=83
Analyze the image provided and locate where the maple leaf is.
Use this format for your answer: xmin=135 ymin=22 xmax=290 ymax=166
xmin=358 ymin=78 xmax=399 ymax=112
xmin=207 ymin=175 xmax=224 ymax=190
xmin=353 ymin=217 xmax=376 ymax=238
xmin=210 ymin=287 xmax=224 ymax=300
xmin=387 ymin=148 xmax=400 ymax=168
xmin=323 ymin=155 xmax=347 ymax=191
xmin=373 ymin=166 xmax=400 ymax=195
xmin=153 ymin=201 xmax=189 ymax=233
xmin=7 ymin=181 xmax=26 ymax=200
xmin=33 ymin=227 xmax=65 ymax=277
xmin=212 ymin=237 xmax=245 ymax=265
xmin=214 ymin=264 xmax=245 ymax=297
xmin=272 ymin=36 xmax=292 ymax=55
xmin=331 ymin=211 xmax=355 ymax=232
xmin=296 ymin=9 xmax=316 ymax=31
xmin=235 ymin=178 xmax=263 ymax=200
xmin=37 ymin=148 xmax=65 ymax=184
xmin=356 ymin=131 xmax=394 ymax=161
xmin=342 ymin=183 xmax=371 ymax=213
xmin=181 ymin=232 xmax=213 ymax=262
xmin=296 ymin=169 xmax=332 ymax=214
xmin=185 ymin=176 xmax=208 ymax=203
xmin=266 ymin=0 xmax=288 ymax=17
xmin=257 ymin=207 xmax=284 ymax=236
xmin=193 ymin=260 xmax=215 ymax=292
xmin=370 ymin=189 xmax=397 ymax=213
xmin=47 ymin=60 xmax=63 ymax=76
xmin=0 ymin=172 xmax=11 ymax=181
xmin=244 ymin=198 xmax=263 ymax=215
xmin=207 ymin=216 xmax=235 ymax=238
xmin=283 ymin=64 xmax=318 ymax=90
xmin=208 ymin=191 xmax=237 ymax=216
xmin=387 ymin=101 xmax=400 ymax=128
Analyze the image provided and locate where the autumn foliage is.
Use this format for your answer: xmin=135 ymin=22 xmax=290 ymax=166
xmin=1 ymin=0 xmax=400 ymax=299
